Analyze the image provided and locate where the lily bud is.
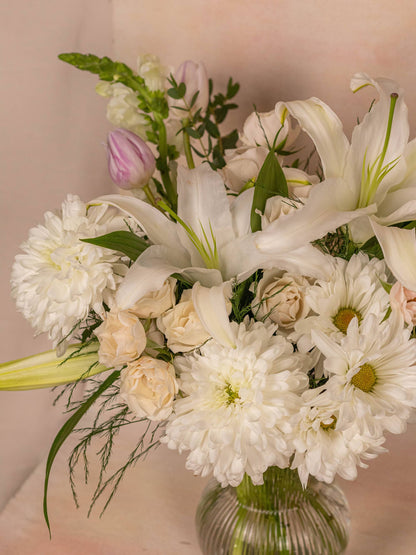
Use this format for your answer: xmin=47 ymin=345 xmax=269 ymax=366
xmin=171 ymin=60 xmax=209 ymax=114
xmin=0 ymin=344 xmax=107 ymax=390
xmin=107 ymin=128 xmax=156 ymax=189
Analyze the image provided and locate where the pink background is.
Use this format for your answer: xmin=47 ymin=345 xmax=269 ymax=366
xmin=1 ymin=0 xmax=416 ymax=551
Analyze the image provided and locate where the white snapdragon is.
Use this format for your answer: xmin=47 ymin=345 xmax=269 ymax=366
xmin=137 ymin=54 xmax=169 ymax=91
xmin=96 ymin=81 xmax=148 ymax=138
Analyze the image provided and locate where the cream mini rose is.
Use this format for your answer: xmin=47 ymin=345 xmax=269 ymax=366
xmin=157 ymin=289 xmax=210 ymax=353
xmin=253 ymin=270 xmax=310 ymax=329
xmin=129 ymin=277 xmax=176 ymax=318
xmin=120 ymin=356 xmax=178 ymax=421
xmin=390 ymin=282 xmax=416 ymax=326
xmin=260 ymin=169 xmax=317 ymax=229
xmin=95 ymin=308 xmax=147 ymax=368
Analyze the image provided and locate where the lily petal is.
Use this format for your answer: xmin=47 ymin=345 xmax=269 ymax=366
xmin=256 ymin=179 xmax=376 ymax=254
xmin=92 ymin=194 xmax=179 ymax=250
xmin=116 ymin=245 xmax=188 ymax=308
xmin=284 ymin=98 xmax=349 ymax=179
xmin=230 ymin=188 xmax=254 ymax=238
xmin=177 ymin=164 xmax=235 ymax=252
xmin=371 ymin=221 xmax=416 ymax=291
xmin=192 ymin=282 xmax=236 ymax=349
xmin=346 ymin=73 xmax=409 ymax=206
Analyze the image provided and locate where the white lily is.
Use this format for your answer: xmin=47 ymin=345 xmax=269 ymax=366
xmin=257 ymin=73 xmax=416 ymax=289
xmin=94 ymin=163 xmax=333 ymax=345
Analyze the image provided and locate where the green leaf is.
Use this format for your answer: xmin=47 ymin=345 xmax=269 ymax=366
xmin=43 ymin=370 xmax=120 ymax=536
xmin=184 ymin=127 xmax=201 ymax=139
xmin=58 ymin=53 xmax=136 ymax=85
xmin=380 ymin=279 xmax=393 ymax=294
xmin=167 ymin=82 xmax=186 ymax=99
xmin=360 ymin=235 xmax=384 ymax=259
xmin=205 ymin=119 xmax=220 ymax=138
xmin=221 ymin=129 xmax=239 ymax=150
xmin=81 ymin=231 xmax=148 ymax=261
xmin=189 ymin=90 xmax=200 ymax=108
xmin=250 ymin=151 xmax=288 ymax=232
xmin=226 ymin=78 xmax=240 ymax=99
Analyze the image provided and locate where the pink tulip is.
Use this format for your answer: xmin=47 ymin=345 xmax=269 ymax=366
xmin=107 ymin=129 xmax=155 ymax=189
xmin=172 ymin=60 xmax=209 ymax=114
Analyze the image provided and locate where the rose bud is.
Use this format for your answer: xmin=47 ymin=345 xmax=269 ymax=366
xmin=107 ymin=128 xmax=156 ymax=189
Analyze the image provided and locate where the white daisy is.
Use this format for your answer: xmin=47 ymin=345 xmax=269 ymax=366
xmin=11 ymin=195 xmax=128 ymax=348
xmin=291 ymin=385 xmax=386 ymax=487
xmin=293 ymin=252 xmax=390 ymax=352
xmin=161 ymin=319 xmax=312 ymax=487
xmin=312 ymin=312 xmax=416 ymax=436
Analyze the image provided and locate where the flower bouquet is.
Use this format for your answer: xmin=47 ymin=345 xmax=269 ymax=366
xmin=2 ymin=51 xmax=416 ymax=554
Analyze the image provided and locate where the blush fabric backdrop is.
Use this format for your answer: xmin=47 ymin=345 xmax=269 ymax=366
xmin=1 ymin=1 xmax=416 ymax=552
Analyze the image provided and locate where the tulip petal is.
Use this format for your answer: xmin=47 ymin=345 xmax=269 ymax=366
xmin=284 ymin=98 xmax=349 ymax=179
xmin=192 ymin=282 xmax=236 ymax=349
xmin=371 ymin=221 xmax=416 ymax=291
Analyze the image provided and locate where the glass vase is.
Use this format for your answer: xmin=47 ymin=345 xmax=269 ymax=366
xmin=195 ymin=466 xmax=350 ymax=554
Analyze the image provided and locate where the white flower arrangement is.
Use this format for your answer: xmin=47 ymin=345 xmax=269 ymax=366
xmin=2 ymin=51 xmax=416 ymax=532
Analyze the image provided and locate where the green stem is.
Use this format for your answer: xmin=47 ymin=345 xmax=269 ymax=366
xmin=183 ymin=130 xmax=195 ymax=169
xmin=376 ymin=92 xmax=398 ymax=175
xmin=155 ymin=114 xmax=177 ymax=211
xmin=143 ymin=184 xmax=157 ymax=207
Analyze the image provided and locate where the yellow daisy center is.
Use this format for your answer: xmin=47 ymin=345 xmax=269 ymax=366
xmin=333 ymin=307 xmax=362 ymax=334
xmin=350 ymin=363 xmax=376 ymax=393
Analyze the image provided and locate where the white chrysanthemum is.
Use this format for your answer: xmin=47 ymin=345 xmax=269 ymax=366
xmin=312 ymin=312 xmax=416 ymax=436
xmin=291 ymin=386 xmax=386 ymax=487
xmin=11 ymin=195 xmax=128 ymax=347
xmin=293 ymin=253 xmax=390 ymax=351
xmin=161 ymin=319 xmax=312 ymax=487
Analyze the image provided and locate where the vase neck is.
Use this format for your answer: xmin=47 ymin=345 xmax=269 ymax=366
xmin=235 ymin=467 xmax=303 ymax=510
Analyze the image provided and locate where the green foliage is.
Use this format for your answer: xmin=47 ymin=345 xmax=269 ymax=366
xmin=167 ymin=73 xmax=240 ymax=170
xmin=44 ymin=370 xmax=120 ymax=536
xmin=167 ymin=81 xmax=186 ymax=99
xmin=230 ymin=273 xmax=258 ymax=323
xmin=81 ymin=231 xmax=149 ymax=261
xmin=308 ymin=369 xmax=329 ymax=389
xmin=250 ymin=151 xmax=288 ymax=232
xmin=314 ymin=226 xmax=359 ymax=260
xmin=63 ymin=379 xmax=164 ymax=518
xmin=359 ymin=235 xmax=383 ymax=260
xmin=58 ymin=53 xmax=136 ymax=83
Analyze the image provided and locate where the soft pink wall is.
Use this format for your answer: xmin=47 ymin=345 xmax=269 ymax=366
xmin=114 ymin=0 xmax=416 ymax=137
xmin=0 ymin=0 xmax=113 ymax=509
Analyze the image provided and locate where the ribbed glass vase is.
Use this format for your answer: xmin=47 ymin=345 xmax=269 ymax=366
xmin=195 ymin=466 xmax=350 ymax=554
